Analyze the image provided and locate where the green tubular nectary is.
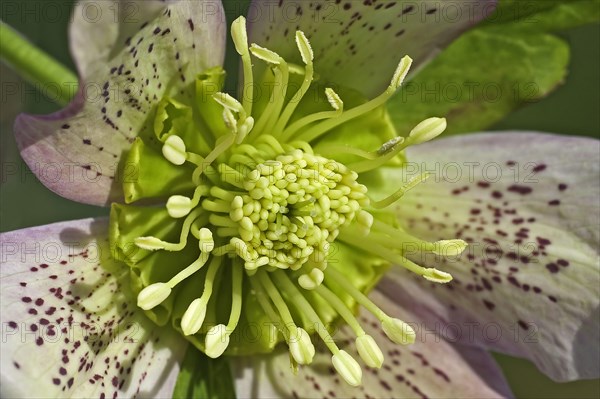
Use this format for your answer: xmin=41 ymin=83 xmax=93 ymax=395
xmin=108 ymin=17 xmax=466 ymax=387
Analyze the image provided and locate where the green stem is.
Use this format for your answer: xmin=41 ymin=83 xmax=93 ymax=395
xmin=0 ymin=21 xmax=78 ymax=106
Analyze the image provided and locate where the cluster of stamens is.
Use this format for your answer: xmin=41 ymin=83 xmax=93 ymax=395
xmin=116 ymin=16 xmax=468 ymax=387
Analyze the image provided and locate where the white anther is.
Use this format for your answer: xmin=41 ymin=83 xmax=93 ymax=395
xmin=231 ymin=16 xmax=249 ymax=55
xmin=423 ymin=268 xmax=453 ymax=283
xmin=332 ymin=350 xmax=362 ymax=387
xmin=180 ymin=298 xmax=206 ymax=336
xmin=297 ymin=268 xmax=324 ymax=290
xmin=205 ymin=324 xmax=230 ymax=358
xmin=249 ymin=43 xmax=281 ymax=64
xmin=377 ymin=136 xmax=404 ymax=155
xmin=223 ymin=108 xmax=238 ymax=132
xmin=213 ymin=92 xmax=244 ymax=114
xmin=356 ymin=335 xmax=384 ymax=368
xmin=134 ymin=236 xmax=166 ymax=251
xmin=325 ymin=88 xmax=343 ymax=111
xmin=408 ymin=117 xmax=447 ymax=145
xmin=137 ymin=283 xmax=171 ymax=310
xmin=390 ymin=55 xmax=413 ymax=89
xmin=381 ymin=318 xmax=416 ymax=345
xmin=162 ymin=135 xmax=187 ymax=165
xmin=295 ymin=30 xmax=314 ymax=64
xmin=432 ymin=239 xmax=468 ymax=256
xmin=198 ymin=228 xmax=214 ymax=253
xmin=236 ymin=116 xmax=255 ymax=144
xmin=166 ymin=195 xmax=193 ymax=218
xmin=288 ymin=327 xmax=315 ymax=365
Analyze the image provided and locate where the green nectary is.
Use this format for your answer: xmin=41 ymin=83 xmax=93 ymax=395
xmin=109 ymin=17 xmax=463 ymax=387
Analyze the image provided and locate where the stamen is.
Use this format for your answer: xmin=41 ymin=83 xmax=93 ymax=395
xmin=346 ymin=137 xmax=405 ymax=173
xmin=339 ymin=230 xmax=453 ymax=283
xmin=166 ymin=186 xmax=209 ymax=218
xmin=192 ymin=133 xmax=236 ymax=180
xmin=213 ymin=92 xmax=246 ymax=120
xmin=137 ymin=249 xmax=211 ymax=310
xmin=297 ymin=56 xmax=412 ymax=143
xmin=135 ymin=208 xmax=203 ymax=251
xmin=205 ymin=261 xmax=244 ymax=358
xmin=137 ymin=283 xmax=171 ymax=310
xmin=369 ymin=172 xmax=429 ymax=209
xmin=273 ymin=31 xmax=315 ymax=134
xmin=314 ymin=283 xmax=384 ymax=368
xmin=355 ymin=335 xmax=384 ymax=369
xmin=432 ymin=239 xmax=468 ymax=256
xmin=280 ymin=88 xmax=344 ymax=141
xmin=407 ymin=117 xmax=447 ymax=145
xmin=256 ymin=270 xmax=315 ymax=364
xmin=162 ymin=135 xmax=187 ymax=165
xmin=332 ymin=351 xmax=363 ymax=387
xmin=231 ymin=16 xmax=254 ymax=115
xmin=324 ymin=266 xmax=416 ymax=345
xmin=273 ymin=271 xmax=362 ymax=386
xmin=249 ymin=43 xmax=281 ymax=64
xmin=181 ymin=256 xmax=222 ymax=335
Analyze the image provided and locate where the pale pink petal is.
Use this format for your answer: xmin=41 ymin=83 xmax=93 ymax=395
xmin=14 ymin=0 xmax=226 ymax=206
xmin=0 ymin=218 xmax=187 ymax=398
xmin=382 ymin=131 xmax=599 ymax=381
xmin=247 ymin=0 xmax=497 ymax=96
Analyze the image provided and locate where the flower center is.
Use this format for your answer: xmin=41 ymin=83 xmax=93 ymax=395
xmin=109 ymin=16 xmax=465 ymax=387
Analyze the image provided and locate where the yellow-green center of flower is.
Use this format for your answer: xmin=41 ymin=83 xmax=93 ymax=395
xmin=109 ymin=16 xmax=465 ymax=387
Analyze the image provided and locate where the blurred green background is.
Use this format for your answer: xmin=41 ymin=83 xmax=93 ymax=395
xmin=1 ymin=1 xmax=598 ymax=398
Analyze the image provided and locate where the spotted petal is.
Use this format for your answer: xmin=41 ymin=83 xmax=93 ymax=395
xmin=14 ymin=0 xmax=226 ymax=206
xmin=233 ymin=290 xmax=513 ymax=398
xmin=382 ymin=132 xmax=600 ymax=381
xmin=0 ymin=218 xmax=187 ymax=398
xmin=247 ymin=0 xmax=497 ymax=97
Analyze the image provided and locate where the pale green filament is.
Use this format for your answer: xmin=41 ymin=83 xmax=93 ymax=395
xmin=324 ymin=266 xmax=387 ymax=322
xmin=135 ymin=208 xmax=203 ymax=251
xmin=347 ymin=138 xmax=406 ymax=173
xmin=279 ymin=88 xmax=344 ymax=142
xmin=315 ymin=143 xmax=377 ymax=160
xmin=296 ymin=57 xmax=412 ymax=143
xmin=231 ymin=17 xmax=254 ymax=115
xmin=272 ymin=271 xmax=340 ymax=355
xmin=369 ymin=172 xmax=430 ymax=209
xmin=273 ymin=31 xmax=315 ymax=134
xmin=180 ymin=256 xmax=222 ymax=336
xmin=263 ymin=61 xmax=290 ymax=135
xmin=257 ymin=270 xmax=302 ymax=338
xmin=315 ymin=284 xmax=366 ymax=337
xmin=167 ymin=252 xmax=211 ymax=288
xmin=225 ymin=262 xmax=244 ymax=332
xmin=339 ymin=229 xmax=452 ymax=283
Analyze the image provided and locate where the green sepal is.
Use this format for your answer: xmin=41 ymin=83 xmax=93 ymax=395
xmin=195 ymin=67 xmax=229 ymax=138
xmin=172 ymin=345 xmax=237 ymax=399
xmin=109 ymin=203 xmax=182 ymax=266
xmin=123 ymin=137 xmax=196 ymax=204
xmin=154 ymin=97 xmax=212 ymax=155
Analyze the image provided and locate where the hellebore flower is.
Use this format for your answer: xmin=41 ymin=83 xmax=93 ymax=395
xmin=2 ymin=0 xmax=599 ymax=398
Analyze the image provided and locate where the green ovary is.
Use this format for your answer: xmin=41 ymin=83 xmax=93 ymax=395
xmin=109 ymin=17 xmax=463 ymax=387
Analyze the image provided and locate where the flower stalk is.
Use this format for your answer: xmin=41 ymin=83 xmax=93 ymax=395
xmin=0 ymin=21 xmax=77 ymax=106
